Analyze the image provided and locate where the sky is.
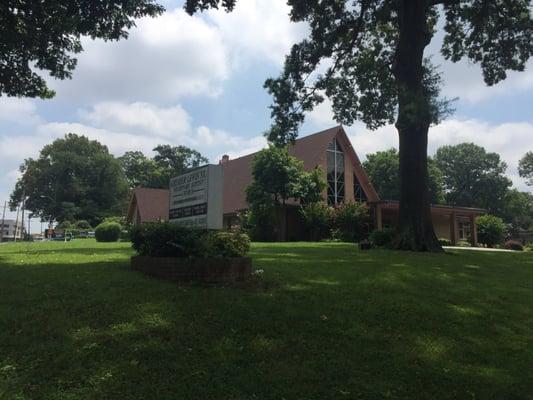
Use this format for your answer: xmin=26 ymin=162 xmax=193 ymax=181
xmin=1 ymin=0 xmax=532 ymax=231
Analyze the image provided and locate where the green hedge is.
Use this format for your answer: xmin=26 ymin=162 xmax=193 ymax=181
xmin=131 ymin=223 xmax=250 ymax=258
xmin=95 ymin=222 xmax=122 ymax=242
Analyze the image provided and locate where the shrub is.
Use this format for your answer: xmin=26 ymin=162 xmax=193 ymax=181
xmin=131 ymin=223 xmax=251 ymax=258
xmin=95 ymin=222 xmax=122 ymax=242
xmin=524 ymin=243 xmax=533 ymax=252
xmin=503 ymin=240 xmax=523 ymax=251
xmin=438 ymin=238 xmax=452 ymax=246
xmin=299 ymin=202 xmax=334 ymax=241
xmin=476 ymin=215 xmax=506 ymax=248
xmin=131 ymin=223 xmax=206 ymax=257
xmin=75 ymin=220 xmax=92 ymax=230
xmin=242 ymin=206 xmax=278 ymax=242
xmin=369 ymin=228 xmax=396 ymax=248
xmin=457 ymin=240 xmax=471 ymax=247
xmin=333 ymin=202 xmax=370 ymax=242
xmin=207 ymin=231 xmax=250 ymax=257
xmin=102 ymin=216 xmax=128 ymax=229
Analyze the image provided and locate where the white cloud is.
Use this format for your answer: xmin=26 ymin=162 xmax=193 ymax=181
xmin=438 ymin=59 xmax=533 ymax=104
xmin=43 ymin=1 xmax=308 ymax=104
xmin=79 ymin=102 xmax=191 ymax=138
xmin=194 ymin=126 xmax=267 ymax=160
xmin=0 ymin=97 xmax=42 ymax=125
xmin=207 ymin=0 xmax=307 ymax=67
xmin=48 ymin=9 xmax=229 ymax=102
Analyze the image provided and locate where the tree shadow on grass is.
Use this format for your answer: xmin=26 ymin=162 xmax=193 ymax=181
xmin=0 ymin=245 xmax=532 ymax=399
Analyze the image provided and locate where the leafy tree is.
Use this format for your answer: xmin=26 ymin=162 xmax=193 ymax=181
xmin=119 ymin=151 xmax=163 ymax=188
xmin=119 ymin=146 xmax=208 ymax=189
xmin=152 ymin=145 xmax=208 ymax=186
xmin=501 ymin=189 xmax=533 ymax=233
xmin=186 ymin=0 xmax=532 ymax=252
xmin=296 ymin=167 xmax=327 ymax=205
xmin=299 ymin=202 xmax=334 ymax=241
xmin=363 ymin=148 xmax=445 ymax=204
xmin=246 ymin=145 xmax=325 ymax=240
xmin=10 ymin=134 xmax=128 ymax=226
xmin=518 ymin=151 xmax=533 ymax=186
xmin=246 ymin=146 xmax=305 ymax=207
xmin=434 ymin=143 xmax=512 ymax=214
xmin=476 ymin=215 xmax=506 ymax=248
xmin=333 ymin=202 xmax=370 ymax=243
xmin=1 ymin=0 xmax=163 ymax=98
xmin=55 ymin=221 xmax=72 ymax=230
xmin=74 ymin=220 xmax=92 ymax=230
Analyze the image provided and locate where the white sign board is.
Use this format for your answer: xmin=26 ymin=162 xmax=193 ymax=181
xmin=169 ymin=164 xmax=223 ymax=230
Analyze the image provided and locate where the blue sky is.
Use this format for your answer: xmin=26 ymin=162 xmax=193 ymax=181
xmin=1 ymin=0 xmax=532 ymax=228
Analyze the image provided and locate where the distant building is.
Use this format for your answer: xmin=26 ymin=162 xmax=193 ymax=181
xmin=126 ymin=188 xmax=169 ymax=225
xmin=1 ymin=219 xmax=24 ymax=242
xmin=126 ymin=126 xmax=484 ymax=245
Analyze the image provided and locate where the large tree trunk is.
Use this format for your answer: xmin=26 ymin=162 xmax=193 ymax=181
xmin=392 ymin=0 xmax=442 ymax=252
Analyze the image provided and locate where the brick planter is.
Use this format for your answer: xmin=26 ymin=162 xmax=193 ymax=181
xmin=131 ymin=256 xmax=252 ymax=284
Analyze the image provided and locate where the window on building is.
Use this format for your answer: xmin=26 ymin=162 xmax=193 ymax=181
xmin=327 ymin=139 xmax=345 ymax=205
xmin=458 ymin=220 xmax=472 ymax=240
xmin=353 ymin=174 xmax=367 ymax=203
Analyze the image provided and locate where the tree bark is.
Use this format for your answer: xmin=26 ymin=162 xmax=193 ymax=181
xmin=392 ymin=0 xmax=442 ymax=252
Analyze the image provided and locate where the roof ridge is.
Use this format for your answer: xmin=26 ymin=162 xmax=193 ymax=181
xmin=224 ymin=125 xmax=342 ymax=164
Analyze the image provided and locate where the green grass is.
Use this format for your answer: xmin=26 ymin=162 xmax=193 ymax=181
xmin=1 ymin=240 xmax=532 ymax=400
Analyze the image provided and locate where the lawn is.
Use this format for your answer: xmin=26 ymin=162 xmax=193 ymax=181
xmin=0 ymin=240 xmax=532 ymax=400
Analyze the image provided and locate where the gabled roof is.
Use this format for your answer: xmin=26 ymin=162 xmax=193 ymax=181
xmin=221 ymin=125 xmax=380 ymax=214
xmin=126 ymin=187 xmax=169 ymax=224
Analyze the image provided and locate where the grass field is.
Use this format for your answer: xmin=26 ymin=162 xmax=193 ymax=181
xmin=1 ymin=240 xmax=532 ymax=400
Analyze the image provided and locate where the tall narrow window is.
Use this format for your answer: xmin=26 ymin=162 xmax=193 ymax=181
xmin=354 ymin=174 xmax=367 ymax=202
xmin=327 ymin=139 xmax=345 ymax=205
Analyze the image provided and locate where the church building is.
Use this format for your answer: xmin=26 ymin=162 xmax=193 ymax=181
xmin=127 ymin=126 xmax=484 ymax=245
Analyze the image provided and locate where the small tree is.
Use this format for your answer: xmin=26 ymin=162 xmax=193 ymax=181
xmin=299 ymin=202 xmax=334 ymax=241
xmin=476 ymin=215 xmax=506 ymax=248
xmin=246 ymin=146 xmax=324 ymax=240
xmin=334 ymin=202 xmax=370 ymax=243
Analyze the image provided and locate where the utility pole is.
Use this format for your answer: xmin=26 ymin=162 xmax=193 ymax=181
xmin=14 ymin=202 xmax=20 ymax=242
xmin=0 ymin=201 xmax=6 ymax=243
xmin=27 ymin=213 xmax=31 ymax=237
xmin=20 ymin=195 xmax=25 ymax=240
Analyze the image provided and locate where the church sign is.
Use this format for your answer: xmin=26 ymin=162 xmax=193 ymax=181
xmin=169 ymin=164 xmax=223 ymax=230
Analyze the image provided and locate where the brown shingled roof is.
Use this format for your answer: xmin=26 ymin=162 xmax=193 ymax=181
xmin=126 ymin=188 xmax=169 ymax=224
xmin=221 ymin=126 xmax=379 ymax=214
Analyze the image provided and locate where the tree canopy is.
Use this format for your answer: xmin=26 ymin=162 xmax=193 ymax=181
xmin=10 ymin=134 xmax=128 ymax=226
xmin=0 ymin=0 xmax=164 ymax=98
xmin=518 ymin=151 xmax=533 ymax=186
xmin=186 ymin=0 xmax=533 ymax=251
xmin=246 ymin=145 xmax=324 ymax=207
xmin=119 ymin=145 xmax=208 ymax=189
xmin=434 ymin=143 xmax=512 ymax=214
xmin=363 ymin=148 xmax=445 ymax=204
